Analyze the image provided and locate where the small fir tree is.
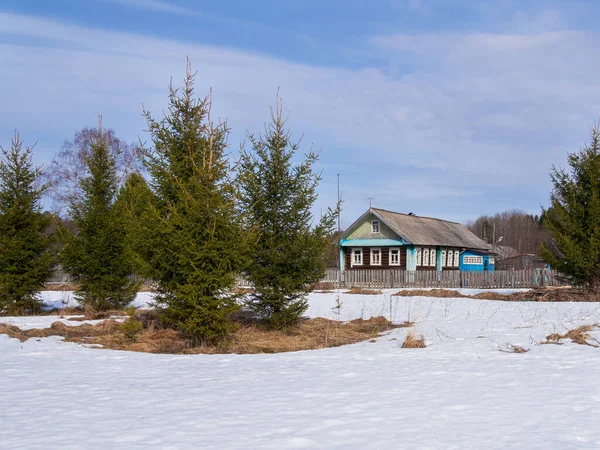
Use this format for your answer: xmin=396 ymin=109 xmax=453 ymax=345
xmin=114 ymin=172 xmax=156 ymax=279
xmin=61 ymin=120 xmax=137 ymax=310
xmin=540 ymin=123 xmax=600 ymax=288
xmin=237 ymin=97 xmax=338 ymax=329
xmin=142 ymin=62 xmax=249 ymax=344
xmin=0 ymin=132 xmax=54 ymax=315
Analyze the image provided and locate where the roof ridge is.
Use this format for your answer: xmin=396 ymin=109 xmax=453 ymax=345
xmin=371 ymin=207 xmax=460 ymax=225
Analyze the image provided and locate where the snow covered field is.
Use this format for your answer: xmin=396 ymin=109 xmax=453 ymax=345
xmin=2 ymin=290 xmax=600 ymax=449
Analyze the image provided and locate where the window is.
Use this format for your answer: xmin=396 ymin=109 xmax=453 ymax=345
xmin=423 ymin=247 xmax=430 ymax=266
xmin=453 ymin=250 xmax=460 ymax=267
xmin=430 ymin=249 xmax=437 ymax=267
xmin=416 ymin=248 xmax=422 ymax=266
xmin=371 ymin=248 xmax=381 ymax=266
xmin=463 ymin=255 xmax=483 ymax=265
xmin=489 ymin=256 xmax=495 ymax=265
xmin=371 ymin=220 xmax=380 ymax=233
xmin=447 ymin=250 xmax=453 ymax=267
xmin=390 ymin=248 xmax=400 ymax=266
xmin=352 ymin=248 xmax=363 ymax=266
xmin=441 ymin=250 xmax=447 ymax=267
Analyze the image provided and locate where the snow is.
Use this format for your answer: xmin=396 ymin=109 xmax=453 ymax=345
xmin=1 ymin=290 xmax=600 ymax=449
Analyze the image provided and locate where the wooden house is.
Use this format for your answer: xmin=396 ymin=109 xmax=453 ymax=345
xmin=340 ymin=208 xmax=495 ymax=272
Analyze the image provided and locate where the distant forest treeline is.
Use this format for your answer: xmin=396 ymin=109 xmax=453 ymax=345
xmin=464 ymin=209 xmax=552 ymax=255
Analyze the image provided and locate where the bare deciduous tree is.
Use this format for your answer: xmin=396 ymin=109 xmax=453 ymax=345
xmin=45 ymin=125 xmax=142 ymax=213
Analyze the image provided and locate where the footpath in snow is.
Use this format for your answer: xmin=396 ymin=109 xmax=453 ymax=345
xmin=1 ymin=289 xmax=600 ymax=449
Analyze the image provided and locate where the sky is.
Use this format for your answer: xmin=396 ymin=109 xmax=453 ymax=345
xmin=1 ymin=0 xmax=599 ymax=227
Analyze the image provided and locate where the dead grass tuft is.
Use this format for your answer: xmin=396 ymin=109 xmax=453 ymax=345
xmin=43 ymin=283 xmax=80 ymax=292
xmin=346 ymin=287 xmax=383 ymax=295
xmin=0 ymin=314 xmax=399 ymax=354
xmin=471 ymin=292 xmax=508 ymax=300
xmin=391 ymin=287 xmax=600 ymax=302
xmin=499 ymin=343 xmax=529 ymax=353
xmin=541 ymin=324 xmax=600 ymax=347
xmin=393 ymin=289 xmax=466 ymax=298
xmin=401 ymin=332 xmax=427 ymax=348
xmin=311 ymin=281 xmax=336 ymax=291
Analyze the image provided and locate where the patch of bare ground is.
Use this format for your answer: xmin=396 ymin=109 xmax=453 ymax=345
xmin=346 ymin=287 xmax=383 ymax=295
xmin=393 ymin=289 xmax=467 ymax=298
xmin=541 ymin=324 xmax=600 ymax=347
xmin=401 ymin=331 xmax=427 ymax=348
xmin=43 ymin=283 xmax=81 ymax=292
xmin=0 ymin=313 xmax=403 ymax=354
xmin=310 ymin=281 xmax=335 ymax=291
xmin=392 ymin=287 xmax=600 ymax=302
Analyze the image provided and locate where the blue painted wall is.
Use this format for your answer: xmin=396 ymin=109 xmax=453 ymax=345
xmin=459 ymin=250 xmax=495 ymax=272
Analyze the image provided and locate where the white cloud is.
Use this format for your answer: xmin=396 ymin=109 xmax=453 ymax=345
xmin=0 ymin=11 xmax=599 ymax=222
xmin=103 ymin=0 xmax=199 ymax=17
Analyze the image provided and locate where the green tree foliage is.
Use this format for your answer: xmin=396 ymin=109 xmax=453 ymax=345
xmin=540 ymin=124 xmax=600 ymax=288
xmin=61 ymin=121 xmax=137 ymax=310
xmin=115 ymin=172 xmax=155 ymax=278
xmin=0 ymin=132 xmax=54 ymax=315
xmin=142 ymin=63 xmax=249 ymax=343
xmin=237 ymin=98 xmax=338 ymax=329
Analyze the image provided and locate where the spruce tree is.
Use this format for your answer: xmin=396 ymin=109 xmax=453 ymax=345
xmin=0 ymin=132 xmax=53 ymax=315
xmin=237 ymin=98 xmax=338 ymax=329
xmin=115 ymin=172 xmax=155 ymax=279
xmin=61 ymin=120 xmax=137 ymax=310
xmin=541 ymin=123 xmax=600 ymax=288
xmin=142 ymin=63 xmax=249 ymax=343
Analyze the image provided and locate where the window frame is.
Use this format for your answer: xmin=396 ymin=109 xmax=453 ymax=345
xmin=370 ymin=248 xmax=382 ymax=266
xmin=389 ymin=248 xmax=400 ymax=266
xmin=351 ymin=248 xmax=363 ymax=267
xmin=429 ymin=248 xmax=437 ymax=267
xmin=416 ymin=247 xmax=422 ymax=266
xmin=441 ymin=250 xmax=447 ymax=267
xmin=463 ymin=255 xmax=483 ymax=265
xmin=453 ymin=250 xmax=460 ymax=267
xmin=423 ymin=247 xmax=430 ymax=266
xmin=371 ymin=220 xmax=380 ymax=233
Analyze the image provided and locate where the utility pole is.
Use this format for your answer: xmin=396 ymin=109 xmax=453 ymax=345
xmin=337 ymin=174 xmax=342 ymax=288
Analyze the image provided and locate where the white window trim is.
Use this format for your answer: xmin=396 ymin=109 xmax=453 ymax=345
xmin=423 ymin=247 xmax=430 ymax=266
xmin=416 ymin=247 xmax=422 ymax=266
xmin=429 ymin=249 xmax=436 ymax=267
xmin=390 ymin=248 xmax=400 ymax=266
xmin=441 ymin=250 xmax=447 ymax=267
xmin=453 ymin=250 xmax=460 ymax=267
xmin=370 ymin=248 xmax=382 ymax=266
xmin=463 ymin=255 xmax=483 ymax=265
xmin=371 ymin=220 xmax=380 ymax=233
xmin=351 ymin=248 xmax=363 ymax=267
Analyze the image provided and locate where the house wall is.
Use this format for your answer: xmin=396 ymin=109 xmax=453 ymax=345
xmin=343 ymin=246 xmax=484 ymax=271
xmin=344 ymin=247 xmax=407 ymax=270
xmin=459 ymin=250 xmax=495 ymax=272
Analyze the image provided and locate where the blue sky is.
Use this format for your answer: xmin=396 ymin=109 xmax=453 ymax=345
xmin=1 ymin=0 xmax=600 ymax=226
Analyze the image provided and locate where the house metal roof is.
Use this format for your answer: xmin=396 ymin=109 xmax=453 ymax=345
xmin=344 ymin=208 xmax=492 ymax=250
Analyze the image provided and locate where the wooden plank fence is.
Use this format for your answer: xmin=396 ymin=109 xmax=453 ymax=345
xmin=46 ymin=268 xmax=565 ymax=290
xmin=321 ymin=268 xmax=565 ymax=289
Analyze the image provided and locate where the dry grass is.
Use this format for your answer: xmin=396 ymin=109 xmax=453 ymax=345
xmin=401 ymin=331 xmax=427 ymax=348
xmin=541 ymin=324 xmax=600 ymax=347
xmin=0 ymin=313 xmax=399 ymax=354
xmin=498 ymin=343 xmax=529 ymax=353
xmin=346 ymin=287 xmax=383 ymax=295
xmin=43 ymin=283 xmax=80 ymax=292
xmin=391 ymin=288 xmax=600 ymax=302
xmin=311 ymin=281 xmax=336 ymax=291
xmin=393 ymin=289 xmax=467 ymax=298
